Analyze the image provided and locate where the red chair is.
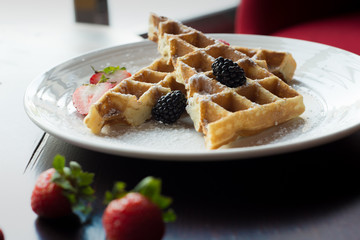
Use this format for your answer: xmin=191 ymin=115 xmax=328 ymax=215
xmin=234 ymin=0 xmax=360 ymax=55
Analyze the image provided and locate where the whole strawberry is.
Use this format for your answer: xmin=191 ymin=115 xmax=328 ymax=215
xmin=31 ymin=168 xmax=72 ymax=218
xmin=0 ymin=227 xmax=4 ymax=240
xmin=31 ymin=155 xmax=95 ymax=218
xmin=103 ymin=192 xmax=164 ymax=240
xmin=102 ymin=177 xmax=176 ymax=240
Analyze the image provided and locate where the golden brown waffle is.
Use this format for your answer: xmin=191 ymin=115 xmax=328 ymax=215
xmin=232 ymin=46 xmax=297 ymax=83
xmin=148 ymin=13 xmax=305 ymax=149
xmin=84 ymin=58 xmax=185 ymax=134
xmin=148 ymin=13 xmax=296 ymax=83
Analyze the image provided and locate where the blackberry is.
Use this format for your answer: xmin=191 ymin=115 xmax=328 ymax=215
xmin=152 ymin=90 xmax=187 ymax=124
xmin=212 ymin=57 xmax=246 ymax=88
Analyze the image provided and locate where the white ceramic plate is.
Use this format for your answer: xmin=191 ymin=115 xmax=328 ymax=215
xmin=24 ymin=34 xmax=360 ymax=160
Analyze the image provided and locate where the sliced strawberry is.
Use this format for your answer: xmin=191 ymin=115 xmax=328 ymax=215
xmin=89 ymin=72 xmax=104 ymax=85
xmin=72 ymin=82 xmax=113 ymax=115
xmin=73 ymin=65 xmax=131 ymax=115
xmin=107 ymin=69 xmax=132 ymax=87
xmin=90 ymin=66 xmax=131 ymax=86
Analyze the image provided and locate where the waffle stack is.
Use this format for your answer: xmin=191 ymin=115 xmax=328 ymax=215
xmin=148 ymin=13 xmax=305 ymax=149
xmin=84 ymin=58 xmax=184 ymax=134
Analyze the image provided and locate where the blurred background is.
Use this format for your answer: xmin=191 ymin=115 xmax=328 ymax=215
xmin=0 ymin=0 xmax=239 ymax=35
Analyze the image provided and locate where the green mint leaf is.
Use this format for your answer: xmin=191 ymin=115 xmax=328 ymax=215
xmin=102 ymin=66 xmax=120 ymax=74
xmin=52 ymin=154 xmax=65 ymax=173
xmin=91 ymin=65 xmax=126 ymax=75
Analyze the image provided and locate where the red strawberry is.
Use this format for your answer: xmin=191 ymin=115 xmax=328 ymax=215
xmin=72 ymin=82 xmax=112 ymax=115
xmin=0 ymin=227 xmax=4 ymax=240
xmin=107 ymin=69 xmax=132 ymax=87
xmin=73 ymin=65 xmax=131 ymax=115
xmin=102 ymin=177 xmax=176 ymax=240
xmin=89 ymin=66 xmax=131 ymax=86
xmin=31 ymin=168 xmax=72 ymax=218
xmin=31 ymin=155 xmax=95 ymax=218
xmin=103 ymin=192 xmax=165 ymax=240
xmin=90 ymin=72 xmax=104 ymax=85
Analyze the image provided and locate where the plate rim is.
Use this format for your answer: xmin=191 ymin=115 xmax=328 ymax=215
xmin=24 ymin=33 xmax=360 ymax=161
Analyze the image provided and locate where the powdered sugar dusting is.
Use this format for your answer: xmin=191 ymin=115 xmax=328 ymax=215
xmin=101 ymin=116 xmax=205 ymax=151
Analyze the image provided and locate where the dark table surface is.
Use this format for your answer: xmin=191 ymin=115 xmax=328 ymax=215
xmin=22 ymin=132 xmax=360 ymax=240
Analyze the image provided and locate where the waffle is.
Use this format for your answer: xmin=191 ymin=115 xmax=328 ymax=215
xmin=148 ymin=13 xmax=296 ymax=83
xmin=84 ymin=58 xmax=185 ymax=134
xmin=148 ymin=13 xmax=305 ymax=149
xmin=232 ymin=46 xmax=296 ymax=83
